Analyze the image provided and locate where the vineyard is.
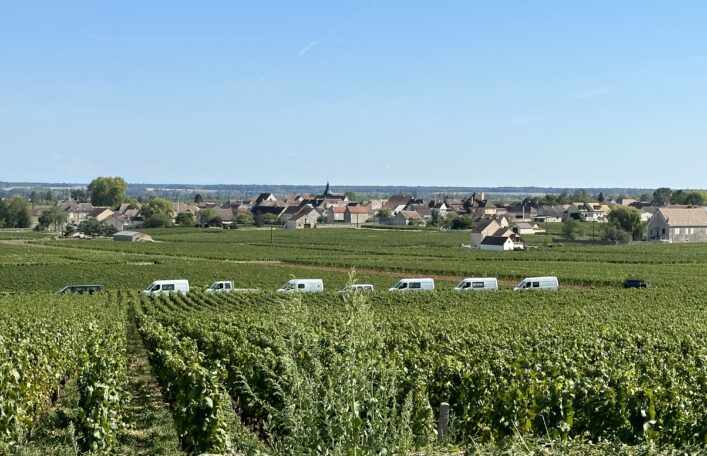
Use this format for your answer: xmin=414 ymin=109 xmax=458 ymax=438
xmin=0 ymin=294 xmax=128 ymax=454
xmin=1 ymin=227 xmax=707 ymax=454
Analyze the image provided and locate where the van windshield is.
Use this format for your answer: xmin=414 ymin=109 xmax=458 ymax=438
xmin=280 ymin=281 xmax=295 ymax=290
xmin=395 ymin=281 xmax=407 ymax=289
xmin=145 ymin=283 xmax=156 ymax=291
xmin=457 ymin=281 xmax=469 ymax=289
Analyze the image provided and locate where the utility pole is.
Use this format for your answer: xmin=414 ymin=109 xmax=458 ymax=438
xmin=592 ymin=219 xmax=595 ymax=240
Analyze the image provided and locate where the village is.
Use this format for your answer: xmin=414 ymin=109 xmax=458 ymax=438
xmin=13 ymin=182 xmax=707 ymax=250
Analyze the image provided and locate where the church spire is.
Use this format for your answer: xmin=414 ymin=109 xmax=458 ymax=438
xmin=324 ymin=181 xmax=332 ymax=196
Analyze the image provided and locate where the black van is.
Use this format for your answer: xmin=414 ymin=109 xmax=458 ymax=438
xmin=623 ymin=278 xmax=647 ymax=289
xmin=57 ymin=284 xmax=102 ymax=294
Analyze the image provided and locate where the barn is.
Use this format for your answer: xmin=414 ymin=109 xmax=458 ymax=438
xmin=113 ymin=231 xmax=153 ymax=242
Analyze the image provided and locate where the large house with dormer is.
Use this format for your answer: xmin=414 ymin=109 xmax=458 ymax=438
xmin=564 ymin=202 xmax=610 ymax=222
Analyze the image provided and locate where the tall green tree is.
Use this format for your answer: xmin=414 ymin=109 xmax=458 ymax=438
xmin=601 ymin=224 xmax=631 ymax=244
xmin=672 ymin=190 xmax=704 ymax=206
xmin=87 ymin=177 xmax=128 ymax=207
xmin=175 ymin=212 xmax=195 ymax=226
xmin=235 ymin=211 xmax=253 ymax=225
xmin=37 ymin=206 xmax=68 ymax=232
xmin=0 ymin=198 xmax=32 ymax=228
xmin=70 ymin=189 xmax=90 ymax=202
xmin=123 ymin=197 xmax=140 ymax=210
xmin=194 ymin=193 xmax=204 ymax=204
xmin=572 ymin=189 xmax=589 ymax=202
xmin=141 ymin=198 xmax=174 ymax=227
xmin=562 ymin=218 xmax=581 ymax=240
xmin=377 ymin=208 xmax=392 ymax=219
xmin=198 ymin=208 xmax=217 ymax=227
xmin=607 ymin=206 xmax=643 ymax=241
xmin=652 ymin=187 xmax=672 ymax=206
xmin=450 ymin=216 xmax=473 ymax=230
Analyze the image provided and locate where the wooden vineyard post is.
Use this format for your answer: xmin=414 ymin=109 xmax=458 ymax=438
xmin=438 ymin=402 xmax=450 ymax=440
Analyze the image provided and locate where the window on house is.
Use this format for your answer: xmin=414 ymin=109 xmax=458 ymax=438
xmin=674 ymin=228 xmax=680 ymax=235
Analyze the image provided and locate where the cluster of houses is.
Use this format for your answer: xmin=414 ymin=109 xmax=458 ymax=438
xmin=28 ymin=183 xmax=707 ymax=245
xmin=30 ymin=200 xmax=140 ymax=232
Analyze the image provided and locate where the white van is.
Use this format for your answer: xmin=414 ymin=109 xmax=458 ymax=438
xmin=206 ymin=281 xmax=234 ymax=293
xmin=513 ymin=276 xmax=559 ymax=291
xmin=389 ymin=278 xmax=435 ymax=292
xmin=277 ymin=279 xmax=324 ymax=293
xmin=454 ymin=278 xmax=498 ymax=291
xmin=143 ymin=280 xmax=190 ymax=295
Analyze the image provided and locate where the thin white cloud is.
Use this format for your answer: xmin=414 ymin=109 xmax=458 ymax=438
xmin=299 ymin=40 xmax=320 ymax=58
xmin=253 ymin=0 xmax=380 ymax=86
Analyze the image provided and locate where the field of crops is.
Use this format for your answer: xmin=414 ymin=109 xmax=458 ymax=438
xmin=1 ymin=227 xmax=706 ymax=454
xmin=1 ymin=226 xmax=706 ymax=291
xmin=0 ymin=293 xmax=128 ymax=454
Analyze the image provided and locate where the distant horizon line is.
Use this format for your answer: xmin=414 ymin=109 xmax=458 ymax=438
xmin=0 ymin=181 xmax=675 ymax=192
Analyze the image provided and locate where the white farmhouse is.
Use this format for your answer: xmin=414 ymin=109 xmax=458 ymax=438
xmin=286 ymin=207 xmax=320 ymax=229
xmin=470 ymin=218 xmax=501 ymax=248
xmin=479 ymin=235 xmax=517 ymax=251
xmin=564 ymin=203 xmax=610 ymax=222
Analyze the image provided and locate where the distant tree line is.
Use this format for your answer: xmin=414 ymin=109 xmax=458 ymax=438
xmin=650 ymin=188 xmax=705 ymax=206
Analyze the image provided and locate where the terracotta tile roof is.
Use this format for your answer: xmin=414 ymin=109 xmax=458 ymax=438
xmin=399 ymin=210 xmax=422 ymax=220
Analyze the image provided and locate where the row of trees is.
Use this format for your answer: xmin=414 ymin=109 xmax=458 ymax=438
xmin=140 ymin=199 xmax=274 ymax=228
xmin=521 ymin=188 xmax=705 ymax=207
xmin=651 ymin=188 xmax=705 ymax=206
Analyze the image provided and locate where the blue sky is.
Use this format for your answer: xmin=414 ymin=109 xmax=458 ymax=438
xmin=1 ymin=1 xmax=706 ymax=188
